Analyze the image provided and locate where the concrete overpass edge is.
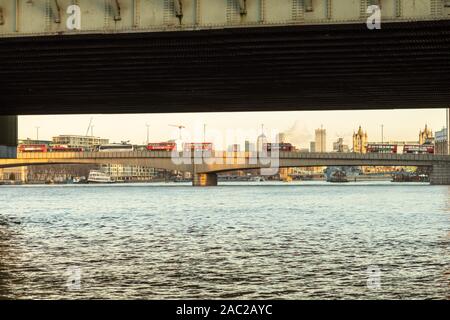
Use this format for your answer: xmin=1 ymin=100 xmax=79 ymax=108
xmin=0 ymin=116 xmax=17 ymax=159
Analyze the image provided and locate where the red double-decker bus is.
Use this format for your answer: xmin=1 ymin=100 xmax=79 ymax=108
xmin=403 ymin=144 xmax=435 ymax=154
xmin=146 ymin=142 xmax=177 ymax=151
xmin=366 ymin=144 xmax=398 ymax=154
xmin=18 ymin=144 xmax=48 ymax=152
xmin=49 ymin=145 xmax=84 ymax=152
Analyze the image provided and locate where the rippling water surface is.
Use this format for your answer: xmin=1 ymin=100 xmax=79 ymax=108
xmin=0 ymin=182 xmax=449 ymax=299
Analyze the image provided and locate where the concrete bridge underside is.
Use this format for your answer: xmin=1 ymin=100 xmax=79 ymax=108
xmin=1 ymin=152 xmax=449 ymax=185
xmin=1 ymin=19 xmax=450 ymax=115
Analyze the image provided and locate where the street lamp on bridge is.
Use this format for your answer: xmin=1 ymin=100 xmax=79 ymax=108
xmin=146 ymin=123 xmax=150 ymax=145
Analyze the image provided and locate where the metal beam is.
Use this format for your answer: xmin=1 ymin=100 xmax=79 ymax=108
xmin=304 ymin=0 xmax=313 ymax=12
xmin=111 ymin=0 xmax=121 ymax=21
xmin=326 ymin=0 xmax=332 ymax=18
xmin=239 ymin=0 xmax=247 ymax=15
xmin=0 ymin=0 xmax=448 ymax=37
xmin=368 ymin=0 xmax=381 ymax=6
xmin=395 ymin=0 xmax=402 ymax=17
xmin=50 ymin=0 xmax=60 ymax=23
xmin=174 ymin=0 xmax=183 ymax=18
xmin=25 ymin=0 xmax=61 ymax=24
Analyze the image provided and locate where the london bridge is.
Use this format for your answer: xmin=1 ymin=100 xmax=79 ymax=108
xmin=0 ymin=0 xmax=450 ymax=302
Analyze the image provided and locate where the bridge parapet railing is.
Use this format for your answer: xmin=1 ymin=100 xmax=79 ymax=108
xmin=14 ymin=150 xmax=448 ymax=165
xmin=302 ymin=152 xmax=310 ymax=159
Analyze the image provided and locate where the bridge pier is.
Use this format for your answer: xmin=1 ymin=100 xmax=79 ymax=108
xmin=280 ymin=168 xmax=293 ymax=182
xmin=447 ymin=108 xmax=449 ymax=155
xmin=192 ymin=173 xmax=218 ymax=187
xmin=0 ymin=116 xmax=17 ymax=158
xmin=430 ymin=163 xmax=450 ymax=185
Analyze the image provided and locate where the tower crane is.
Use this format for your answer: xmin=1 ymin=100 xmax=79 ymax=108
xmin=85 ymin=117 xmax=93 ymax=137
xmin=169 ymin=124 xmax=185 ymax=141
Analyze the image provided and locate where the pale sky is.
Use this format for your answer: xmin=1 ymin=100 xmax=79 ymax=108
xmin=19 ymin=109 xmax=447 ymax=151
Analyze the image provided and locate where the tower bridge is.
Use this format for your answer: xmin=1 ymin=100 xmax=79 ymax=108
xmin=0 ymin=151 xmax=449 ymax=186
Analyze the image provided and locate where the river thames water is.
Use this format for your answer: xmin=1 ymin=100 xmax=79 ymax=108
xmin=0 ymin=181 xmax=448 ymax=299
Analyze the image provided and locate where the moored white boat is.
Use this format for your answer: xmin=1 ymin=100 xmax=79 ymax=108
xmin=87 ymin=170 xmax=115 ymax=183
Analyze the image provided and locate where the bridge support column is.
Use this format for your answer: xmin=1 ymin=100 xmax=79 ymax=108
xmin=0 ymin=116 xmax=18 ymax=158
xmin=446 ymin=108 xmax=449 ymax=155
xmin=280 ymin=168 xmax=293 ymax=182
xmin=193 ymin=173 xmax=218 ymax=186
xmin=430 ymin=163 xmax=450 ymax=185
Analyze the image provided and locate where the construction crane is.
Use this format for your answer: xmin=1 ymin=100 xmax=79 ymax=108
xmin=85 ymin=117 xmax=94 ymax=150
xmin=169 ymin=124 xmax=185 ymax=140
xmin=85 ymin=117 xmax=93 ymax=137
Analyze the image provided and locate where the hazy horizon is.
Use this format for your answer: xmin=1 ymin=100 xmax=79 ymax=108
xmin=19 ymin=108 xmax=447 ymax=151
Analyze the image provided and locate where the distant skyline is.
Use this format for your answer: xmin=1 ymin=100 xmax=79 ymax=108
xmin=19 ymin=109 xmax=447 ymax=151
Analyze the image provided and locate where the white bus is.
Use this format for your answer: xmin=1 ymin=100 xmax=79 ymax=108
xmin=98 ymin=144 xmax=134 ymax=152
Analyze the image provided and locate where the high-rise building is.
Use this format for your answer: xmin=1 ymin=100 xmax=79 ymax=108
xmin=52 ymin=135 xmax=109 ymax=149
xmin=353 ymin=126 xmax=368 ymax=153
xmin=244 ymin=140 xmax=255 ymax=152
xmin=100 ymin=164 xmax=156 ymax=181
xmin=0 ymin=167 xmax=27 ymax=182
xmin=315 ymin=128 xmax=326 ymax=152
xmin=419 ymin=124 xmax=434 ymax=145
xmin=435 ymin=127 xmax=448 ymax=155
xmin=310 ymin=141 xmax=316 ymax=152
xmin=1 ymin=164 xmax=97 ymax=183
xmin=333 ymin=138 xmax=349 ymax=153
xmin=276 ymin=133 xmax=287 ymax=143
xmin=257 ymin=133 xmax=267 ymax=152
xmin=18 ymin=138 xmax=52 ymax=146
xmin=227 ymin=144 xmax=241 ymax=152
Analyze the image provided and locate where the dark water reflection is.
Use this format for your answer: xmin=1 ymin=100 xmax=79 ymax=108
xmin=0 ymin=182 xmax=448 ymax=299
